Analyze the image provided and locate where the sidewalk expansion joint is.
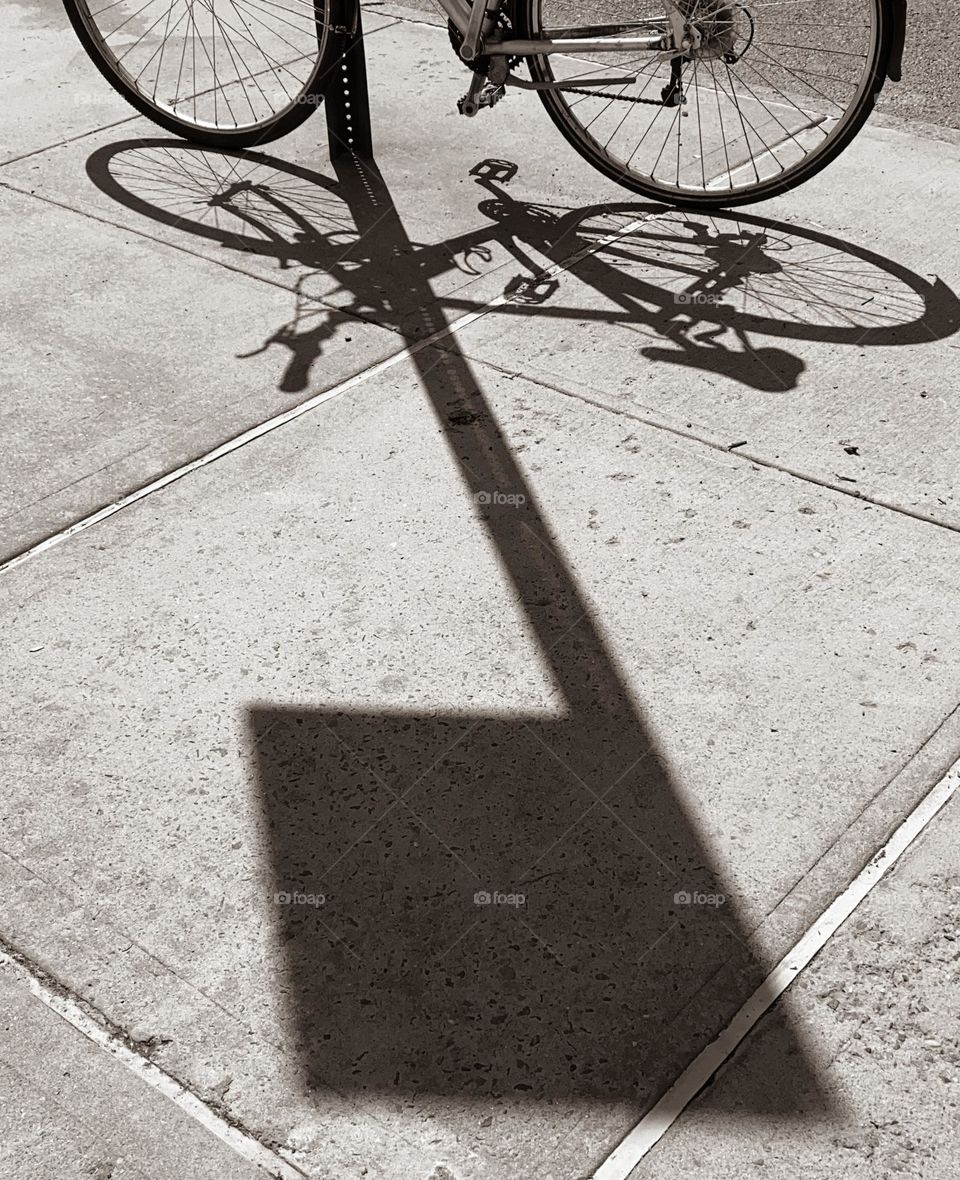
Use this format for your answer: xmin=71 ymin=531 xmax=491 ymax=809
xmin=592 ymin=748 xmax=960 ymax=1180
xmin=472 ymin=355 xmax=960 ymax=537
xmin=0 ymin=933 xmax=308 ymax=1180
xmin=760 ymin=698 xmax=960 ymax=934
xmin=0 ymin=115 xmax=141 ymax=171
xmin=0 ymin=203 xmax=666 ymax=574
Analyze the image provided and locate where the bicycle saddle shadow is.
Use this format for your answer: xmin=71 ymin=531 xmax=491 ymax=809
xmin=640 ymin=337 xmax=806 ymax=391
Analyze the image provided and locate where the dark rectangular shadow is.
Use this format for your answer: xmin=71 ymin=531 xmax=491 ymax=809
xmin=253 ymin=696 xmax=766 ymax=1100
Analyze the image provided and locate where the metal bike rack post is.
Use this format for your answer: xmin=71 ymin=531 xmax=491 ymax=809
xmin=325 ymin=0 xmax=374 ymax=161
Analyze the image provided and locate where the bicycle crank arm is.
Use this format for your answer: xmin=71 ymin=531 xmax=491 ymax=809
xmin=458 ymin=72 xmax=506 ymax=116
xmin=505 ymin=74 xmax=638 ymax=91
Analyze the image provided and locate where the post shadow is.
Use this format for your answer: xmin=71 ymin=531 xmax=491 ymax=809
xmin=247 ymin=151 xmax=832 ymax=1114
xmin=63 ymin=0 xmax=958 ymax=1136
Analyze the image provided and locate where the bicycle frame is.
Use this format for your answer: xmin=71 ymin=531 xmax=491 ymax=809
xmin=436 ymin=0 xmax=668 ymax=59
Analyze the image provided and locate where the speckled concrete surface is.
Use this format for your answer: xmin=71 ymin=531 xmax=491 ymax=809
xmin=2 ymin=5 xmax=960 ymax=1180
xmin=0 ymin=958 xmax=268 ymax=1180
xmin=2 ymin=341 xmax=960 ymax=1178
xmin=627 ymin=790 xmax=960 ymax=1180
xmin=3 ymin=0 xmax=133 ymax=165
xmin=440 ymin=155 xmax=960 ymax=530
xmin=0 ymin=184 xmax=402 ymax=559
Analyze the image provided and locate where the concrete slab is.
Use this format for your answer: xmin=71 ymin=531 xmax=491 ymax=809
xmin=0 ymin=957 xmax=269 ymax=1180
xmin=2 ymin=0 xmax=135 ymax=167
xmin=2 ymin=332 xmax=959 ymax=1179
xmin=0 ymin=184 xmax=401 ymax=559
xmin=627 ymin=788 xmax=960 ymax=1180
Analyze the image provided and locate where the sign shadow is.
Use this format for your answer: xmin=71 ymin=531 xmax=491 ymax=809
xmin=247 ymin=156 xmax=833 ymax=1119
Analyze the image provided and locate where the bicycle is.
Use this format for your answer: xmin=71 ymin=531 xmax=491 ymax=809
xmin=63 ymin=0 xmax=907 ymax=207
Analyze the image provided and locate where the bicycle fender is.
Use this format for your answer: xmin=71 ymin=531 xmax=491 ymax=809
xmin=886 ymin=0 xmax=907 ymax=82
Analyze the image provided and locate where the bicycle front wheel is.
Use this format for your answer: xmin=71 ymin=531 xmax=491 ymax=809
xmin=63 ymin=0 xmax=339 ymax=148
xmin=520 ymin=0 xmax=892 ymax=206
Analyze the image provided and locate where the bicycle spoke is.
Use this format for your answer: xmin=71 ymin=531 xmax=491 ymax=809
xmin=72 ymin=0 xmax=328 ymax=132
xmin=532 ymin=0 xmax=878 ymax=200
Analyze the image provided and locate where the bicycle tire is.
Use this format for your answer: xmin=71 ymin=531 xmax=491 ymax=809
xmin=517 ymin=0 xmax=896 ymax=208
xmin=61 ymin=0 xmax=342 ymax=149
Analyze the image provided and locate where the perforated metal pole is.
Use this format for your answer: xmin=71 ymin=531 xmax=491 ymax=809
xmin=325 ymin=1 xmax=374 ymax=160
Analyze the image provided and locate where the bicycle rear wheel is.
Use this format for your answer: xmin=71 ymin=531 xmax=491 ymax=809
xmin=63 ymin=0 xmax=339 ymax=147
xmin=519 ymin=0 xmax=892 ymax=206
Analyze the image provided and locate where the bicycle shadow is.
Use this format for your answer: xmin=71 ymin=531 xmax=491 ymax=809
xmin=83 ymin=140 xmax=957 ymax=1158
xmin=85 ymin=141 xmax=960 ymax=403
xmin=241 ymin=171 xmax=808 ymax=393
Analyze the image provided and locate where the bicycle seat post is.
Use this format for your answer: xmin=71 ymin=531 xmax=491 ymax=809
xmin=326 ymin=0 xmax=373 ymax=161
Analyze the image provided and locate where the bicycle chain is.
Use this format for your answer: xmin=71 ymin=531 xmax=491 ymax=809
xmin=557 ymin=88 xmax=672 ymax=105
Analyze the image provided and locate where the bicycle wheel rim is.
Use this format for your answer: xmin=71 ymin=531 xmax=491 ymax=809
xmin=68 ymin=0 xmax=332 ymax=136
xmin=523 ymin=0 xmax=886 ymax=204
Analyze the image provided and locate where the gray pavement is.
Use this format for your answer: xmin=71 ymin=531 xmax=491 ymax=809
xmin=2 ymin=3 xmax=960 ymax=1180
xmin=0 ymin=958 xmax=269 ymax=1180
xmin=631 ymin=789 xmax=960 ymax=1180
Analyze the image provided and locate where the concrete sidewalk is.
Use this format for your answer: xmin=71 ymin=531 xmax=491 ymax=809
xmin=630 ymin=792 xmax=960 ymax=1180
xmin=0 ymin=955 xmax=270 ymax=1180
xmin=2 ymin=4 xmax=959 ymax=1180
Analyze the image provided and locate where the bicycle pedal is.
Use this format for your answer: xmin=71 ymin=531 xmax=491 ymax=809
xmin=458 ymin=83 xmax=505 ymax=117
